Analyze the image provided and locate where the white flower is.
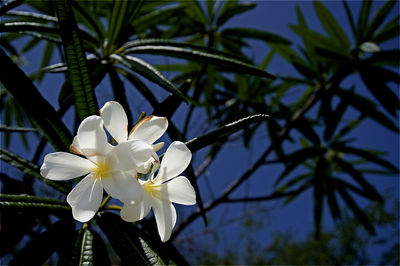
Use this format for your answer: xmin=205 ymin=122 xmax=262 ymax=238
xmin=40 ymin=115 xmax=157 ymax=222
xmin=99 ymin=101 xmax=168 ymax=173
xmin=120 ymin=141 xmax=196 ymax=242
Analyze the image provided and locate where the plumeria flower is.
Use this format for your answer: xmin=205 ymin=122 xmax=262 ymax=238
xmin=40 ymin=115 xmax=157 ymax=222
xmin=99 ymin=101 xmax=168 ymax=173
xmin=120 ymin=141 xmax=196 ymax=242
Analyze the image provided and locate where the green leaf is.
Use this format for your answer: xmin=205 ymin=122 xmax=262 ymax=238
xmin=364 ymin=0 xmax=397 ymax=41
xmin=69 ymin=228 xmax=111 ymax=266
xmin=0 ymin=0 xmax=24 ymax=15
xmin=365 ymin=49 xmax=400 ymax=67
xmin=293 ymin=117 xmax=320 ymax=145
xmin=0 ymin=49 xmax=73 ymax=151
xmin=124 ymin=45 xmax=275 ymax=78
xmin=332 ymin=157 xmax=383 ymax=202
xmin=342 ymin=0 xmax=356 ymax=36
xmin=9 ymin=219 xmax=76 ymax=266
xmin=108 ymin=68 xmax=133 ymax=126
xmin=132 ymin=5 xmax=184 ymax=34
xmin=356 ymin=0 xmax=372 ymax=44
xmin=222 ymin=27 xmax=292 ymax=45
xmin=372 ymin=15 xmax=400 ymax=44
xmin=324 ymin=99 xmax=347 ymax=141
xmin=116 ymin=67 xmax=159 ymax=108
xmin=289 ymin=24 xmax=345 ymax=55
xmin=0 ymin=194 xmax=71 ymax=213
xmin=274 ymin=147 xmax=327 ymax=186
xmin=55 ymin=0 xmax=98 ymax=121
xmin=336 ymin=88 xmax=399 ymax=133
xmin=0 ymin=22 xmax=59 ymax=33
xmin=313 ymin=157 xmax=327 ymax=238
xmin=36 ymin=41 xmax=55 ymax=82
xmin=184 ymin=1 xmax=207 ymax=25
xmin=122 ymin=38 xmax=253 ymax=64
xmin=111 ymin=54 xmax=188 ymax=103
xmin=359 ymin=65 xmax=400 ymax=116
xmin=152 ymin=79 xmax=192 ymax=118
xmin=0 ymin=124 xmax=37 ymax=132
xmin=336 ymin=186 xmax=375 ymax=234
xmin=185 ymin=114 xmax=269 ymax=152
xmin=107 ymin=0 xmax=143 ymax=47
xmin=313 ymin=1 xmax=350 ymax=48
xmin=5 ymin=10 xmax=58 ymax=23
xmin=331 ymin=144 xmax=399 ymax=173
xmin=326 ymin=180 xmax=341 ymax=220
xmin=0 ymin=148 xmax=69 ymax=194
xmin=216 ymin=1 xmax=256 ymax=26
xmin=72 ymin=1 xmax=106 ymax=40
xmin=96 ymin=212 xmax=166 ymax=265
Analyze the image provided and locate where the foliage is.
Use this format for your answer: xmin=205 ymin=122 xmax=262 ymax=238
xmin=191 ymin=195 xmax=399 ymax=265
xmin=0 ymin=0 xmax=398 ymax=264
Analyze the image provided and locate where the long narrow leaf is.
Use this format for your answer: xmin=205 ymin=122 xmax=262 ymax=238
xmin=185 ymin=114 xmax=269 ymax=152
xmin=314 ymin=1 xmax=350 ymax=48
xmin=9 ymin=219 xmax=75 ymax=266
xmin=0 ymin=49 xmax=72 ymax=151
xmin=96 ymin=212 xmax=165 ymax=265
xmin=222 ymin=27 xmax=292 ymax=45
xmin=0 ymin=194 xmax=70 ymax=213
xmin=0 ymin=0 xmax=24 ymax=15
xmin=124 ymin=45 xmax=275 ymax=78
xmin=0 ymin=148 xmax=69 ymax=194
xmin=337 ymin=186 xmax=375 ymax=234
xmin=331 ymin=144 xmax=399 ymax=173
xmin=0 ymin=22 xmax=59 ymax=33
xmin=111 ymin=54 xmax=187 ymax=102
xmin=55 ymin=0 xmax=98 ymax=121
xmin=0 ymin=125 xmax=37 ymax=132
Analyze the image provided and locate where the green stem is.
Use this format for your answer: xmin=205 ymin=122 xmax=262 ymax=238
xmin=99 ymin=195 xmax=111 ymax=209
xmin=103 ymin=205 xmax=122 ymax=211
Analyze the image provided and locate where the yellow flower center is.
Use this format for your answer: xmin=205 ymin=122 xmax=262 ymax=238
xmin=144 ymin=182 xmax=161 ymax=198
xmin=92 ymin=161 xmax=110 ymax=179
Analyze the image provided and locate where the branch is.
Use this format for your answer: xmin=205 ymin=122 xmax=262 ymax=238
xmin=171 ymin=67 xmax=354 ymax=239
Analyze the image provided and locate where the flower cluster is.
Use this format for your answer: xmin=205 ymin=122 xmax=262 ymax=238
xmin=40 ymin=101 xmax=196 ymax=242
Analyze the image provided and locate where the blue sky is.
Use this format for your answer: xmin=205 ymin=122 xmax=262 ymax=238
xmin=1 ymin=0 xmax=399 ymax=263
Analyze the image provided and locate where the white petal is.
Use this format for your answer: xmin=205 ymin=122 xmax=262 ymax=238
xmin=152 ymin=198 xmax=177 ymax=242
xmin=77 ymin=115 xmax=113 ymax=163
xmin=40 ymin=152 xmax=94 ymax=181
xmin=100 ymin=101 xmax=128 ymax=144
xmin=128 ymin=116 xmax=168 ymax=144
xmin=102 ymin=171 xmax=143 ymax=204
xmin=153 ymin=142 xmax=164 ymax=152
xmin=70 ymin=136 xmax=83 ymax=155
xmin=120 ymin=195 xmax=152 ymax=222
xmin=156 ymin=141 xmax=192 ymax=183
xmin=66 ymin=173 xmax=103 ymax=222
xmin=163 ymin=176 xmax=196 ymax=205
xmin=107 ymin=140 xmax=159 ymax=173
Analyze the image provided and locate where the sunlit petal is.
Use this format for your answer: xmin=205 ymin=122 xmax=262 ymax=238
xmin=107 ymin=140 xmax=159 ymax=173
xmin=77 ymin=115 xmax=113 ymax=163
xmin=152 ymin=198 xmax=177 ymax=242
xmin=120 ymin=195 xmax=152 ymax=222
xmin=40 ymin=152 xmax=94 ymax=181
xmin=100 ymin=101 xmax=128 ymax=144
xmin=156 ymin=141 xmax=191 ymax=183
xmin=163 ymin=176 xmax=196 ymax=205
xmin=153 ymin=142 xmax=164 ymax=152
xmin=66 ymin=173 xmax=103 ymax=222
xmin=128 ymin=115 xmax=168 ymax=144
xmin=102 ymin=171 xmax=143 ymax=204
xmin=70 ymin=136 xmax=83 ymax=155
